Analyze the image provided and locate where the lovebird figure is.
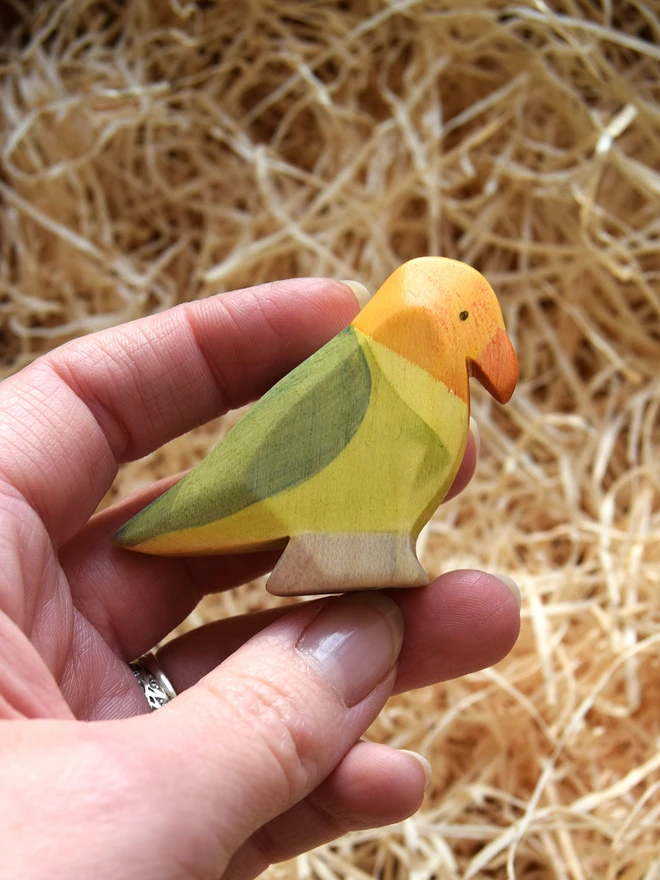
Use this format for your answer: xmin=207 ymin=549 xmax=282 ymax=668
xmin=114 ymin=257 xmax=519 ymax=595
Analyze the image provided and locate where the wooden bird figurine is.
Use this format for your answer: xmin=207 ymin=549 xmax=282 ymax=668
xmin=114 ymin=257 xmax=518 ymax=596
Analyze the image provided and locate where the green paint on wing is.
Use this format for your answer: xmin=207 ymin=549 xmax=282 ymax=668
xmin=115 ymin=326 xmax=371 ymax=547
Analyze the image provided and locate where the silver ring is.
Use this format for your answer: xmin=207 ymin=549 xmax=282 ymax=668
xmin=129 ymin=651 xmax=177 ymax=711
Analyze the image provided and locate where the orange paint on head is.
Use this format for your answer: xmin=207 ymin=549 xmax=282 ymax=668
xmin=352 ymin=257 xmax=518 ymax=404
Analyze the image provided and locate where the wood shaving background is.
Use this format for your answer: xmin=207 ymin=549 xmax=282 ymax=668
xmin=1 ymin=2 xmax=659 ymax=878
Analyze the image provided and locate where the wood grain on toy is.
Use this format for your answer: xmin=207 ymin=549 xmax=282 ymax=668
xmin=114 ymin=257 xmax=519 ymax=596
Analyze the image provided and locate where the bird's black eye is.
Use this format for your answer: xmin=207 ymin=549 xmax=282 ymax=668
xmin=459 ymin=310 xmax=469 ymax=321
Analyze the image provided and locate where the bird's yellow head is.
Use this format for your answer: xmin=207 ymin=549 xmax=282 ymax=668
xmin=352 ymin=257 xmax=519 ymax=404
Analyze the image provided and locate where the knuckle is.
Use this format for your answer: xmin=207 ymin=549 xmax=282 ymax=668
xmin=180 ymin=299 xmax=244 ymax=412
xmin=306 ymin=795 xmax=356 ymax=836
xmin=249 ymin=822 xmax=281 ymax=869
xmin=200 ymin=669 xmax=316 ymax=804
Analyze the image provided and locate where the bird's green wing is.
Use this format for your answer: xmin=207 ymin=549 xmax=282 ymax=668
xmin=114 ymin=326 xmax=371 ymax=548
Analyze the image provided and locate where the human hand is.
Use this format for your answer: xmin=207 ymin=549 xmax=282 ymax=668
xmin=0 ymin=279 xmax=520 ymax=880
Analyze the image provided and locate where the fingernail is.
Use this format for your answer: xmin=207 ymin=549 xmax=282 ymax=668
xmin=469 ymin=416 xmax=480 ymax=456
xmin=297 ymin=593 xmax=403 ymax=707
xmin=340 ymin=280 xmax=371 ymax=309
xmin=400 ymin=750 xmax=432 ymax=791
xmin=493 ymin=573 xmax=521 ymax=609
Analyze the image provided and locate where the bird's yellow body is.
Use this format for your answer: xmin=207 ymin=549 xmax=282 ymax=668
xmin=114 ymin=258 xmax=519 ymax=595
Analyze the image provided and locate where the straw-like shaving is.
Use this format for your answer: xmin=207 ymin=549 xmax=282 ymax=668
xmin=1 ymin=2 xmax=659 ymax=878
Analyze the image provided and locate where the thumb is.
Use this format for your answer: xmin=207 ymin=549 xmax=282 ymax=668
xmin=135 ymin=592 xmax=403 ymax=876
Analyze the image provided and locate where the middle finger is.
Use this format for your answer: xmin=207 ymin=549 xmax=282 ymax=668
xmin=156 ymin=568 xmax=521 ymax=699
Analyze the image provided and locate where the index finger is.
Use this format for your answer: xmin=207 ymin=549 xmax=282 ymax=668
xmin=0 ymin=280 xmax=362 ymax=545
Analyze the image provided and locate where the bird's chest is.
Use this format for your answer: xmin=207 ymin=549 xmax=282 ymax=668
xmin=282 ymin=334 xmax=468 ymax=529
xmin=356 ymin=330 xmax=469 ymax=461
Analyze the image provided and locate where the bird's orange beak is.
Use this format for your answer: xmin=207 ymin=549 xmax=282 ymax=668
xmin=470 ymin=329 xmax=519 ymax=404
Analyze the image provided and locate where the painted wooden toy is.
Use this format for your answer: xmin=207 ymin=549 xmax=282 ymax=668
xmin=114 ymin=257 xmax=518 ymax=595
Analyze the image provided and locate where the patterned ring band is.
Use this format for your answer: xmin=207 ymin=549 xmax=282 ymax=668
xmin=129 ymin=651 xmax=177 ymax=711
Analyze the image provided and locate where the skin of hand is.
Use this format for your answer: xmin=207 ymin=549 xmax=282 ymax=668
xmin=0 ymin=278 xmax=521 ymax=880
